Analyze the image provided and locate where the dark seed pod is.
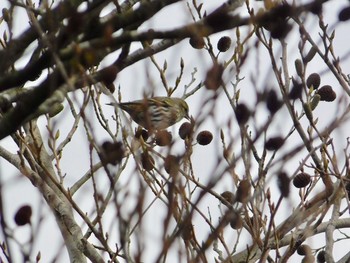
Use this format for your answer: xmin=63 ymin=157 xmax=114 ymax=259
xmin=181 ymin=221 xmax=194 ymax=241
xmin=141 ymin=152 xmax=155 ymax=171
xmin=235 ymin=103 xmax=250 ymax=125
xmin=135 ymin=128 xmax=149 ymax=141
xmin=179 ymin=122 xmax=193 ymax=140
xmin=14 ymin=205 xmax=32 ymax=226
xmin=277 ymin=172 xmax=290 ymax=197
xmin=236 ymin=179 xmax=251 ymax=203
xmin=266 ymin=90 xmax=283 ymax=114
xmin=196 ymin=130 xmax=213 ymax=145
xmin=293 ymin=173 xmax=311 ymax=188
xmin=189 ymin=36 xmax=205 ymax=49
xmin=220 ymin=191 xmax=235 ymax=205
xmin=164 ymin=155 xmax=180 ymax=176
xmin=339 ymin=6 xmax=350 ymax=21
xmin=265 ymin=136 xmax=284 ymax=151
xmin=204 ymin=63 xmax=224 ymax=90
xmin=155 ymin=130 xmax=172 ymax=146
xmin=229 ymin=211 xmax=243 ymax=230
xmin=306 ymin=73 xmax=321 ymax=89
xmin=217 ymin=36 xmax=232 ymax=52
xmin=289 ymin=81 xmax=303 ymax=100
xmin=297 ymin=244 xmax=312 ymax=256
xmin=317 ymin=250 xmax=326 ymax=263
xmin=101 ymin=141 xmax=125 ymax=165
xmin=316 ymin=85 xmax=336 ymax=101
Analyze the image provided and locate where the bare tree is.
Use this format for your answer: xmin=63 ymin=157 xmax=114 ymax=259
xmin=1 ymin=0 xmax=350 ymax=262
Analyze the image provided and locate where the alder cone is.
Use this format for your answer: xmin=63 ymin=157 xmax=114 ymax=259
xmin=217 ymin=36 xmax=232 ymax=52
xmin=266 ymin=90 xmax=283 ymax=114
xmin=204 ymin=63 xmax=224 ymax=90
xmin=236 ymin=179 xmax=251 ymax=203
xmin=235 ymin=103 xmax=250 ymax=125
xmin=141 ymin=152 xmax=155 ymax=171
xmin=265 ymin=136 xmax=284 ymax=151
xmin=196 ymin=130 xmax=213 ymax=145
xmin=317 ymin=85 xmax=336 ymax=101
xmin=306 ymin=73 xmax=321 ymax=89
xmin=339 ymin=6 xmax=350 ymax=21
xmin=277 ymin=172 xmax=290 ymax=197
xmin=229 ymin=211 xmax=243 ymax=230
xmin=155 ymin=130 xmax=172 ymax=146
xmin=101 ymin=141 xmax=125 ymax=165
xmin=179 ymin=122 xmax=193 ymax=140
xmin=164 ymin=155 xmax=179 ymax=176
xmin=293 ymin=173 xmax=311 ymax=188
xmin=14 ymin=205 xmax=32 ymax=226
xmin=189 ymin=36 xmax=205 ymax=49
xmin=220 ymin=191 xmax=235 ymax=205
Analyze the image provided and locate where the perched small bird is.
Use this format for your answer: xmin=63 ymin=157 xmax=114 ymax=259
xmin=108 ymin=97 xmax=190 ymax=130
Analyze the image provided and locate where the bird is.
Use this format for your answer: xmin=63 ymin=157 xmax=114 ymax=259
xmin=108 ymin=97 xmax=190 ymax=131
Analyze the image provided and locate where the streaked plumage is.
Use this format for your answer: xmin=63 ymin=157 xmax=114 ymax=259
xmin=109 ymin=97 xmax=190 ymax=130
